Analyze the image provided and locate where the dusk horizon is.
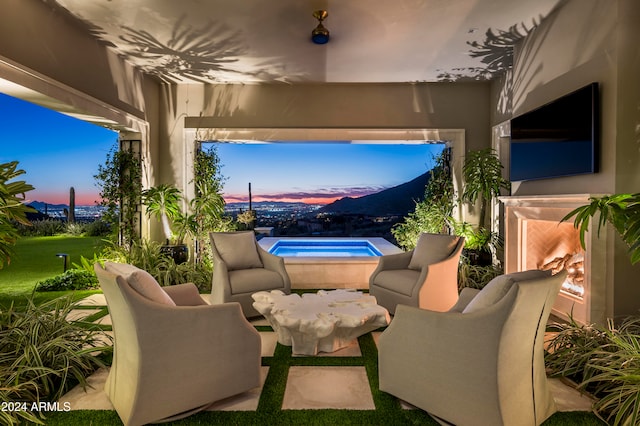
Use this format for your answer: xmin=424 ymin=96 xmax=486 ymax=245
xmin=220 ymin=169 xmax=432 ymax=206
xmin=210 ymin=142 xmax=444 ymax=206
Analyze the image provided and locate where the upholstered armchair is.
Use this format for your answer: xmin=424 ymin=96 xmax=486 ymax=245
xmin=378 ymin=269 xmax=566 ymax=426
xmin=210 ymin=231 xmax=291 ymax=317
xmin=96 ymin=262 xmax=262 ymax=426
xmin=369 ymin=233 xmax=464 ymax=314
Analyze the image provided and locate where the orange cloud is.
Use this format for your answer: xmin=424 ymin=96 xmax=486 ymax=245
xmin=223 ymin=186 xmax=386 ymax=206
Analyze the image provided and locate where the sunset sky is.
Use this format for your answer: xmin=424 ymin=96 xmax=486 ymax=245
xmin=1 ymin=92 xmax=445 ymax=207
xmin=0 ymin=93 xmax=118 ymax=205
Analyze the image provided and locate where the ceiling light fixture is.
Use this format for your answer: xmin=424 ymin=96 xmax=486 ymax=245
xmin=311 ymin=10 xmax=330 ymax=44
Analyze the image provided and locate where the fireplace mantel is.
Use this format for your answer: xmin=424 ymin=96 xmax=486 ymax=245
xmin=499 ymin=194 xmax=604 ymax=208
xmin=499 ymin=194 xmax=608 ymax=325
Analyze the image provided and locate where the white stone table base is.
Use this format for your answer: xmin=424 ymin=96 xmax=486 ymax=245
xmin=252 ymin=289 xmax=390 ymax=355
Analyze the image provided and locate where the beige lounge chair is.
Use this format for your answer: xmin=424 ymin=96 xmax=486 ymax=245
xmin=369 ymin=233 xmax=464 ymax=314
xmin=95 ymin=261 xmax=262 ymax=426
xmin=209 ymin=231 xmax=291 ymax=317
xmin=378 ymin=269 xmax=565 ymax=425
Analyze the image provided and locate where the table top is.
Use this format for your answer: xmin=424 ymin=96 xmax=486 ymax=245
xmin=252 ymin=289 xmax=389 ymax=324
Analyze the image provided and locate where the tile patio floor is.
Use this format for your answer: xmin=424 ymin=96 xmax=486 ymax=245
xmin=60 ymin=294 xmax=595 ymax=416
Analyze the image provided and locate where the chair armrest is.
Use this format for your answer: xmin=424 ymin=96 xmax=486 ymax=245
xmin=208 ymin=235 xmax=231 ymax=304
xmin=257 ymin=245 xmax=284 ymax=270
xmin=163 ymin=283 xmax=207 ymax=306
xmin=210 ymin=256 xmax=231 ymax=304
xmin=448 ymin=287 xmax=480 ymax=312
xmin=257 ymin=245 xmax=291 ymax=292
xmin=415 ymin=238 xmax=465 ymax=311
xmin=373 ymin=250 xmax=413 ymax=272
xmin=412 ymin=254 xmax=460 ymax=312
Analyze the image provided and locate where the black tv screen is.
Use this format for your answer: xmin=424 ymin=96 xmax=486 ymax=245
xmin=510 ymin=82 xmax=599 ymax=181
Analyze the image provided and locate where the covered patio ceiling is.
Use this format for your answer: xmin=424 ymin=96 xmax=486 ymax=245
xmin=47 ymin=0 xmax=561 ymax=84
xmin=2 ymin=0 xmax=561 ymax=129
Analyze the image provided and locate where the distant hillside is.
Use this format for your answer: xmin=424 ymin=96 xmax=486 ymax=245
xmin=28 ymin=201 xmax=68 ymax=212
xmin=318 ymin=172 xmax=429 ymax=217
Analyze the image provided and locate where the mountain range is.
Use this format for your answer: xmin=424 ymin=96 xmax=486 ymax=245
xmin=319 ymin=171 xmax=429 ymax=217
xmin=28 ymin=201 xmax=69 ymax=211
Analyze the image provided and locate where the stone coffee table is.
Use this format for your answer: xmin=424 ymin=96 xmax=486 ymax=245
xmin=252 ymin=289 xmax=390 ymax=355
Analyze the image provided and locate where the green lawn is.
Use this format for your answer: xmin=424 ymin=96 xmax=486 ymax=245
xmin=0 ymin=235 xmax=106 ymax=305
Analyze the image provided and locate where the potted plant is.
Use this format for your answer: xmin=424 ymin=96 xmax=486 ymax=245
xmin=449 ymin=219 xmax=502 ymax=266
xmin=461 ymin=148 xmax=511 ymax=227
xmin=236 ymin=209 xmax=256 ymax=230
xmin=459 ymin=148 xmax=510 ymax=264
xmin=142 ymin=184 xmax=189 ymax=264
xmin=562 ymin=193 xmax=640 ymax=264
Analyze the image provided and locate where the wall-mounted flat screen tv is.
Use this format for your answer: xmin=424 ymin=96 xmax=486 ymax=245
xmin=510 ymin=82 xmax=599 ymax=181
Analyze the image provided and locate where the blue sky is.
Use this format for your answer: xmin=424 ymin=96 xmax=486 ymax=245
xmin=0 ymin=92 xmax=444 ymax=206
xmin=0 ymin=93 xmax=118 ymax=205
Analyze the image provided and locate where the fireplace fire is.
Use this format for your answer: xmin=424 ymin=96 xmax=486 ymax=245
xmin=500 ymin=194 xmax=607 ymax=325
xmin=541 ymin=252 xmax=584 ymax=297
xmin=520 ymin=218 xmax=585 ymax=299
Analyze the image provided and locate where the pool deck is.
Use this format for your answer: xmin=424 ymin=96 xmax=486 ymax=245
xmin=258 ymin=237 xmax=403 ymax=290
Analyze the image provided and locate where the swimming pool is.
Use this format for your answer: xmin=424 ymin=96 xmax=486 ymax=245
xmin=258 ymin=237 xmax=403 ymax=289
xmin=267 ymin=239 xmax=383 ymax=257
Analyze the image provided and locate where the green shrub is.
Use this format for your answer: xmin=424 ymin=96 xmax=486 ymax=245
xmin=392 ymin=150 xmax=455 ymax=250
xmin=99 ymin=239 xmax=212 ymax=290
xmin=546 ymin=315 xmax=640 ymax=425
xmin=0 ymin=380 xmax=44 ymax=425
xmin=36 ymin=269 xmax=100 ymax=291
xmin=457 ymin=261 xmax=502 ymax=291
xmin=163 ymin=261 xmax=213 ymax=293
xmin=0 ymin=296 xmax=111 ymax=425
xmin=101 ymin=238 xmax=171 ymax=271
xmin=65 ymin=222 xmax=85 ymax=236
xmin=584 ymin=318 xmax=640 ymax=425
xmin=17 ymin=219 xmax=65 ymax=236
xmin=546 ymin=316 xmax=611 ymax=385
xmin=84 ymin=219 xmax=110 ymax=237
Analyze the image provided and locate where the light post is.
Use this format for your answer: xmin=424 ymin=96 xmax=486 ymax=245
xmin=55 ymin=253 xmax=69 ymax=272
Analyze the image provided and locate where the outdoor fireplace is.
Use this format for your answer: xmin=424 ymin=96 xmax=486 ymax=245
xmin=500 ymin=194 xmax=607 ymax=325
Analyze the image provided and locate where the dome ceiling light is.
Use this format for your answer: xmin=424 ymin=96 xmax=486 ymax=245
xmin=311 ymin=10 xmax=330 ymax=44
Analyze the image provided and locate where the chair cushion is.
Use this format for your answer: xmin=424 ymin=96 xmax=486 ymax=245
xmin=372 ymin=269 xmax=421 ymax=297
xmin=228 ymin=268 xmax=285 ymax=295
xmin=408 ymin=233 xmax=460 ymax=271
xmin=104 ymin=261 xmax=176 ymax=306
xmin=462 ymin=269 xmax=551 ymax=313
xmin=211 ymin=231 xmax=263 ymax=271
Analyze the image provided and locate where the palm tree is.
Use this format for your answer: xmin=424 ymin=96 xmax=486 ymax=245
xmin=141 ymin=184 xmax=184 ymax=244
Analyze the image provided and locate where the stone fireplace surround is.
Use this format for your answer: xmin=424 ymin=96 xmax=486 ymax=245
xmin=499 ymin=194 xmax=608 ymax=325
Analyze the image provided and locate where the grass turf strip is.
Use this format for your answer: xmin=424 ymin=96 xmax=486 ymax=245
xmin=43 ymin=328 xmax=604 ymax=425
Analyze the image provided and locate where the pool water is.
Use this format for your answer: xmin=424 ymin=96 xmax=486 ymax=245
xmin=268 ymin=239 xmax=383 ymax=257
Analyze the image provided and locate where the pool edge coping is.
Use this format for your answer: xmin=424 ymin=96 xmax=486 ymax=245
xmin=257 ymin=237 xmax=403 ymax=260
